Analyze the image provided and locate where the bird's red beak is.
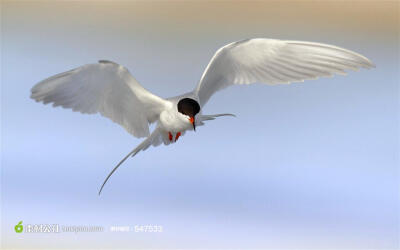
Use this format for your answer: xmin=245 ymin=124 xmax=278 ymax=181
xmin=189 ymin=116 xmax=196 ymax=131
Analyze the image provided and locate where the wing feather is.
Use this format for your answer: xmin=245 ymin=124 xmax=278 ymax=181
xmin=31 ymin=61 xmax=170 ymax=138
xmin=195 ymin=38 xmax=375 ymax=106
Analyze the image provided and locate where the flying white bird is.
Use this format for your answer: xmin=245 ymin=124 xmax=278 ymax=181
xmin=30 ymin=38 xmax=374 ymax=194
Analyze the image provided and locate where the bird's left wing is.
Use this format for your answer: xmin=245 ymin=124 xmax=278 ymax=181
xmin=31 ymin=60 xmax=170 ymax=138
xmin=194 ymin=38 xmax=375 ymax=107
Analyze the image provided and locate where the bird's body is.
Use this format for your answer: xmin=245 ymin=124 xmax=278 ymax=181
xmin=161 ymin=96 xmax=193 ymax=135
xmin=30 ymin=38 xmax=374 ymax=194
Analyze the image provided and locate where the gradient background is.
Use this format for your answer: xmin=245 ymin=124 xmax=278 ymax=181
xmin=1 ymin=1 xmax=399 ymax=249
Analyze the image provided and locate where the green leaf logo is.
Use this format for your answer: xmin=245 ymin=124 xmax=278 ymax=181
xmin=15 ymin=221 xmax=23 ymax=233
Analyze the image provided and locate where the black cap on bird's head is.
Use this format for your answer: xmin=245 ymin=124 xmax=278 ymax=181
xmin=177 ymin=98 xmax=200 ymax=131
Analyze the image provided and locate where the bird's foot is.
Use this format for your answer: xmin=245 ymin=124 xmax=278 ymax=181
xmin=175 ymin=132 xmax=181 ymax=142
xmin=168 ymin=131 xmax=182 ymax=142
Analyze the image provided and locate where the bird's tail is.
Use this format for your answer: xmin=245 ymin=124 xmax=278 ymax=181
xmin=98 ymin=128 xmax=160 ymax=195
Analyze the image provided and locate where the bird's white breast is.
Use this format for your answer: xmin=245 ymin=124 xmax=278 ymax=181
xmin=159 ymin=108 xmax=192 ymax=133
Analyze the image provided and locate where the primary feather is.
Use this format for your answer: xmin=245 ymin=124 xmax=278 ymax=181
xmin=195 ymin=38 xmax=375 ymax=106
xmin=31 ymin=60 xmax=169 ymax=138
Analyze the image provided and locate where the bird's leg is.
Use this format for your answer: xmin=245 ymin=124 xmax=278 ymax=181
xmin=168 ymin=132 xmax=173 ymax=142
xmin=175 ymin=132 xmax=181 ymax=142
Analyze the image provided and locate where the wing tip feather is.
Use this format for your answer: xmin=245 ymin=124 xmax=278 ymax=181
xmin=98 ymin=60 xmax=118 ymax=65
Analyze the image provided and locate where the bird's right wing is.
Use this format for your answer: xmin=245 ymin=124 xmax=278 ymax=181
xmin=194 ymin=38 xmax=375 ymax=107
xmin=31 ymin=60 xmax=171 ymax=138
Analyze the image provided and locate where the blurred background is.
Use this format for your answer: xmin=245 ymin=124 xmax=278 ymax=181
xmin=1 ymin=1 xmax=399 ymax=249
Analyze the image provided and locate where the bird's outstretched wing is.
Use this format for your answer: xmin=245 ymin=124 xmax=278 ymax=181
xmin=31 ymin=60 xmax=170 ymax=138
xmin=194 ymin=38 xmax=375 ymax=107
xmin=98 ymin=127 xmax=164 ymax=195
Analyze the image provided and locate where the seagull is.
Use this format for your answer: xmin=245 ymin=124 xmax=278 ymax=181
xmin=30 ymin=38 xmax=374 ymax=194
